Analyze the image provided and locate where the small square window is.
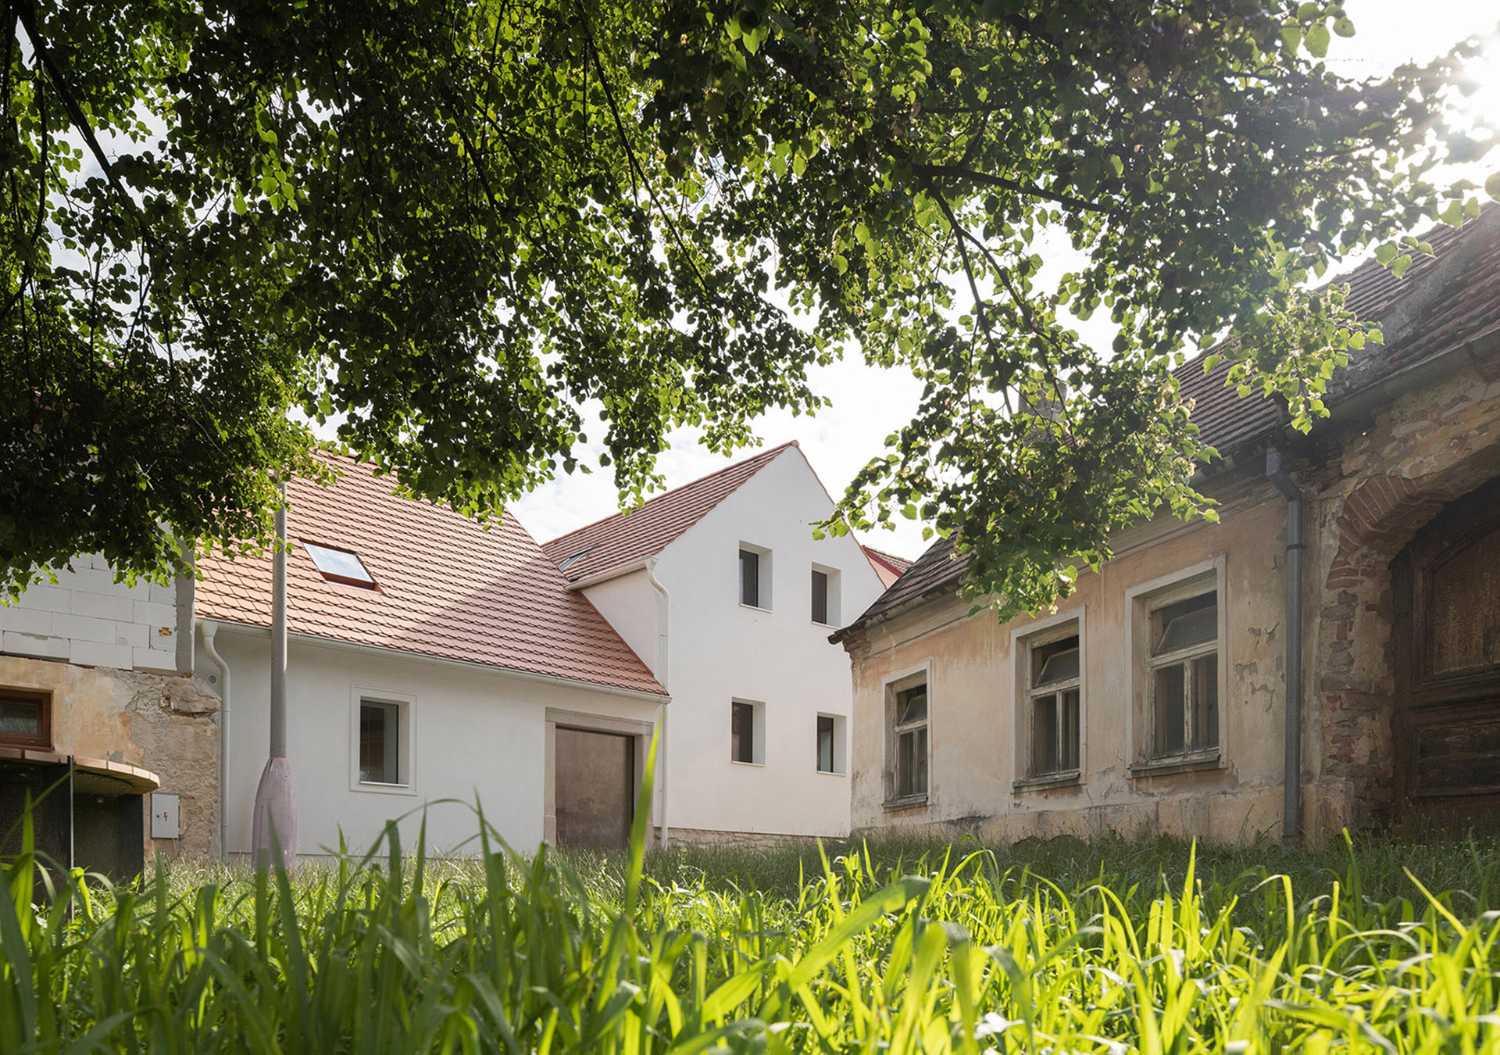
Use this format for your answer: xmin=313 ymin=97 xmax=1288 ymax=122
xmin=0 ymin=689 xmax=50 ymax=748
xmin=811 ymin=566 xmax=841 ymax=625
xmin=738 ymin=544 xmax=771 ymax=609
xmin=358 ymin=699 xmax=405 ymax=785
xmin=731 ymin=699 xmax=765 ymax=764
xmin=816 ymin=713 xmax=847 ymax=774
xmin=305 ymin=542 xmax=377 ymax=588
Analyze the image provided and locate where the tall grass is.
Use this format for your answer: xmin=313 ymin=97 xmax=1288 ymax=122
xmin=4 ymin=781 xmax=1500 ymax=1050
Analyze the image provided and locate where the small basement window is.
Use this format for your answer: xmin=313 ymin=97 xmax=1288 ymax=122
xmin=305 ymin=541 xmax=377 ymax=588
xmin=0 ymin=688 xmax=50 ymax=749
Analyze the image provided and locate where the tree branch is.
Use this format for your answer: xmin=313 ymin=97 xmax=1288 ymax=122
xmin=913 ymin=162 xmax=1110 ymax=214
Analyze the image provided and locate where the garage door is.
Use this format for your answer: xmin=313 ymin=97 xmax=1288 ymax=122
xmin=554 ymin=727 xmax=634 ymax=849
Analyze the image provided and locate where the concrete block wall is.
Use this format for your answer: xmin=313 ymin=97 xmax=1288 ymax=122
xmin=0 ymin=555 xmax=184 ymax=673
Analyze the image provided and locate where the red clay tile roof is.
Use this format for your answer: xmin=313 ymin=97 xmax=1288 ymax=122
xmin=862 ymin=545 xmax=914 ymax=588
xmin=542 ymin=441 xmax=797 ymax=584
xmin=839 ymin=209 xmax=1500 ymax=640
xmin=196 ymin=455 xmax=665 ymax=697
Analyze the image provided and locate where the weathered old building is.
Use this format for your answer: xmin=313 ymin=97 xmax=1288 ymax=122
xmin=0 ymin=558 xmax=219 ymax=871
xmin=834 ymin=207 xmax=1500 ymax=844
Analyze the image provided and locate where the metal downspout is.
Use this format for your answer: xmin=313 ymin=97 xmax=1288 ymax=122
xmin=199 ymin=620 xmax=231 ymax=862
xmin=1267 ymin=448 xmax=1305 ymax=845
xmin=646 ymin=559 xmax=671 ymax=849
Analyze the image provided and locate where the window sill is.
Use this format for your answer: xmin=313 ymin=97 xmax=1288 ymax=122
xmin=1129 ymin=749 xmax=1221 ymax=778
xmin=1013 ymin=769 xmax=1081 ymax=793
xmin=739 ymin=603 xmax=772 ymax=614
xmin=729 ymin=759 xmax=765 ymax=768
xmin=882 ymin=794 xmax=929 ymax=812
xmin=352 ymin=780 xmax=417 ymax=796
xmin=816 ymin=768 xmax=847 ymax=777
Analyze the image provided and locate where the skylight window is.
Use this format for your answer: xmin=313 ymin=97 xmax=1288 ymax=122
xmin=558 ymin=546 xmax=593 ymax=574
xmin=304 ymin=541 xmax=377 ymax=587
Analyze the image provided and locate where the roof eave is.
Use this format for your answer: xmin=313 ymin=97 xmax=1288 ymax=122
xmin=200 ymin=618 xmax=670 ymax=702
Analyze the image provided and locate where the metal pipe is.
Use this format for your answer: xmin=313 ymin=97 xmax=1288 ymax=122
xmin=270 ymin=499 xmax=288 ymax=759
xmin=199 ymin=620 xmax=231 ymax=861
xmin=1266 ymin=447 xmax=1304 ymax=846
xmin=646 ymin=558 xmax=671 ymax=849
xmin=251 ymin=486 xmax=297 ymax=870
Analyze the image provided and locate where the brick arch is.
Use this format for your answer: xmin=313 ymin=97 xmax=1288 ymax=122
xmin=1315 ymin=444 xmax=1500 ymax=830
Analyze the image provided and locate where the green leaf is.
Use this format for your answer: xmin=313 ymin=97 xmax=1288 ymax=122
xmin=1305 ymin=23 xmax=1330 ymax=58
xmin=1487 ymin=172 xmax=1500 ymax=203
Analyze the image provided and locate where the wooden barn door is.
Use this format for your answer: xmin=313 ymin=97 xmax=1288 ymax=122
xmin=1393 ymin=476 xmax=1500 ymax=823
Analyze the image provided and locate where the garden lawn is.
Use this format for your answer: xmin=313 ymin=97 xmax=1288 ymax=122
xmin=4 ymin=803 xmax=1500 ymax=1053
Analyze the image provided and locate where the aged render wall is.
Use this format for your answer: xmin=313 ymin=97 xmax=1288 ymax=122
xmin=0 ymin=654 xmax=221 ymax=859
xmin=1304 ymin=357 xmax=1500 ymax=836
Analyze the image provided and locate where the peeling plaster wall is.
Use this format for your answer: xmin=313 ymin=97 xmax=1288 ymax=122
xmin=0 ymin=654 xmax=220 ymax=859
xmin=846 ymin=346 xmax=1500 ymax=847
xmin=844 ymin=478 xmax=1291 ymax=845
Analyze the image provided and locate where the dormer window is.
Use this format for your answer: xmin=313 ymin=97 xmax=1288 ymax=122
xmin=304 ymin=541 xmax=377 ymax=588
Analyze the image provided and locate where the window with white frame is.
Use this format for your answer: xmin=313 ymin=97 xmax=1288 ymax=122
xmin=811 ymin=566 xmax=841 ymax=625
xmin=1019 ymin=624 xmax=1081 ymax=780
xmin=730 ymin=699 xmax=766 ymax=764
xmin=816 ymin=713 xmax=847 ymax=774
xmin=1129 ymin=563 xmax=1224 ymax=768
xmin=887 ymin=675 xmax=929 ymax=801
xmin=354 ymin=694 xmax=413 ymax=789
xmin=739 ymin=544 xmax=772 ymax=609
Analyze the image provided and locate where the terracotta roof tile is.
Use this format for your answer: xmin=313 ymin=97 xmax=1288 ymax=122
xmin=196 ymin=455 xmax=665 ymax=696
xmin=542 ymin=442 xmax=797 ymax=583
xmin=841 ymin=210 xmax=1500 ymax=638
xmin=862 ymin=545 xmax=914 ymax=587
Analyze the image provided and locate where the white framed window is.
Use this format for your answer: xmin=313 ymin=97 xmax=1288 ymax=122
xmin=811 ymin=565 xmax=841 ymax=626
xmin=739 ymin=543 xmax=772 ymax=610
xmin=1127 ymin=558 xmax=1227 ymax=773
xmin=884 ymin=667 xmax=930 ymax=804
xmin=816 ymin=712 xmax=847 ymax=774
xmin=730 ymin=698 xmax=766 ymax=764
xmin=1012 ymin=610 xmax=1084 ymax=789
xmin=349 ymin=689 xmax=417 ymax=795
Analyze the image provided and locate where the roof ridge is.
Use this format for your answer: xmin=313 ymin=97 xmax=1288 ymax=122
xmin=542 ymin=439 xmax=799 ymax=552
xmin=862 ymin=544 xmax=913 ymax=565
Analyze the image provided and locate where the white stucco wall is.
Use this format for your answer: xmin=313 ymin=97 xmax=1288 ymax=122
xmin=213 ymin=628 xmax=662 ymax=857
xmin=584 ymin=447 xmax=885 ymax=839
xmin=1 ymin=556 xmax=185 ymax=672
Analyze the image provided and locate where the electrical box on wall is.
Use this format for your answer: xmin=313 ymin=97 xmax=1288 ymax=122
xmin=150 ymin=792 xmax=180 ymax=839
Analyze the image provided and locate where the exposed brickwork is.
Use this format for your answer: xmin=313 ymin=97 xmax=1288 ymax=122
xmin=1307 ymin=366 xmax=1500 ymax=834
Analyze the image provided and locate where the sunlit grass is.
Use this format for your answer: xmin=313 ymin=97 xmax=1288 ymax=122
xmin=4 ymin=776 xmax=1500 ymax=1052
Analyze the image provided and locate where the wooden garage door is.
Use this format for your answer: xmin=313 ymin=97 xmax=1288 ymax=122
xmin=554 ymin=727 xmax=634 ymax=849
xmin=1393 ymin=476 xmax=1500 ymax=823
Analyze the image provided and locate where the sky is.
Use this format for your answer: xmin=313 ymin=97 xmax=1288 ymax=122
xmin=513 ymin=1 xmax=1500 ymax=561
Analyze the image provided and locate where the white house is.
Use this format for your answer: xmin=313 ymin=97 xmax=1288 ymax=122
xmin=195 ymin=455 xmax=669 ymax=859
xmin=542 ymin=441 xmax=888 ymax=842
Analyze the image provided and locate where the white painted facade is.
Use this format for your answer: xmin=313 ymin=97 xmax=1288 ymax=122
xmin=574 ymin=447 xmax=886 ymax=839
xmin=210 ymin=628 xmax=663 ymax=858
xmin=1 ymin=556 xmax=187 ymax=672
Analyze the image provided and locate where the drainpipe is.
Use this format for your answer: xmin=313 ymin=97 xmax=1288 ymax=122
xmin=199 ymin=620 xmax=231 ymax=862
xmin=251 ymin=489 xmax=297 ymax=871
xmin=1266 ymin=447 xmax=1304 ymax=846
xmin=646 ymin=559 xmax=671 ymax=848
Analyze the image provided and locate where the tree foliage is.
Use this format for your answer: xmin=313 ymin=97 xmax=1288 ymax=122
xmin=1 ymin=0 xmax=1494 ymax=611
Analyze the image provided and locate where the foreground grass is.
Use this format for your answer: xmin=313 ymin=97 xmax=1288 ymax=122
xmin=4 ymin=810 xmax=1500 ymax=1052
